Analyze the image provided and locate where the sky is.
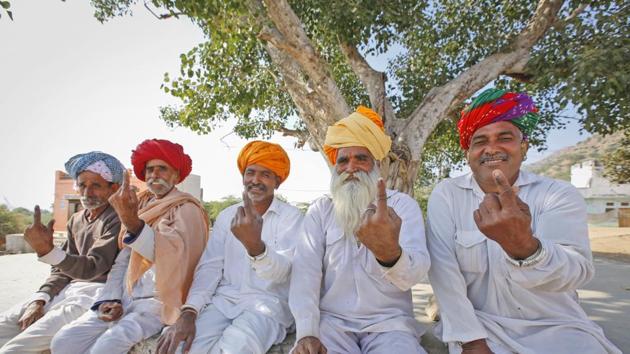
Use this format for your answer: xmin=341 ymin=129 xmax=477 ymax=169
xmin=0 ymin=1 xmax=589 ymax=210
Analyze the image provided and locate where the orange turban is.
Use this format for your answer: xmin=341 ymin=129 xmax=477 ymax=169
xmin=237 ymin=141 xmax=291 ymax=184
xmin=323 ymin=106 xmax=392 ymax=165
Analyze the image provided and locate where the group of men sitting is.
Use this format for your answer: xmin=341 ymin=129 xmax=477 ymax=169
xmin=0 ymin=89 xmax=621 ymax=354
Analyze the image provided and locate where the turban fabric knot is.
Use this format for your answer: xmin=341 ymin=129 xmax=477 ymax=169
xmin=323 ymin=105 xmax=392 ymax=165
xmin=64 ymin=151 xmax=125 ymax=184
xmin=457 ymin=88 xmax=540 ymax=150
xmin=131 ymin=139 xmax=192 ymax=183
xmin=237 ymin=141 xmax=291 ymax=184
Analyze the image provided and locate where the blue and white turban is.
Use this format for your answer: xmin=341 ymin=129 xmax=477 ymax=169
xmin=64 ymin=151 xmax=125 ymax=184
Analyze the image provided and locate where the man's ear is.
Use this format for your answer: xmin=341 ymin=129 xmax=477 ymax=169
xmin=110 ymin=183 xmax=120 ymax=193
xmin=275 ymin=176 xmax=281 ymax=190
xmin=521 ymin=140 xmax=529 ymax=157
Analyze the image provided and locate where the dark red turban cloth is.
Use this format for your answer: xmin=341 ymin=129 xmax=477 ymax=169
xmin=457 ymin=88 xmax=540 ymax=150
xmin=131 ymin=139 xmax=192 ymax=183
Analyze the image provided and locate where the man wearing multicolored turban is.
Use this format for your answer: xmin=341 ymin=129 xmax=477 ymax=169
xmin=0 ymin=152 xmax=123 ymax=353
xmin=52 ymin=140 xmax=209 ymax=354
xmin=427 ymin=89 xmax=620 ymax=354
xmin=291 ymin=107 xmax=431 ymax=354
xmin=158 ymin=140 xmax=303 ymax=354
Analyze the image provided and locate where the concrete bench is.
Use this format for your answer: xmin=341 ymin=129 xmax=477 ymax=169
xmin=129 ymin=332 xmax=295 ymax=353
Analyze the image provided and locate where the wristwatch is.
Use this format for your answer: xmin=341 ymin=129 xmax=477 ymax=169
xmin=506 ymin=239 xmax=546 ymax=267
xmin=247 ymin=243 xmax=268 ymax=262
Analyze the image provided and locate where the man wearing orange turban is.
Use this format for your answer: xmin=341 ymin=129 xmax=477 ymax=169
xmin=52 ymin=139 xmax=209 ymax=354
xmin=291 ymin=107 xmax=431 ymax=354
xmin=158 ymin=141 xmax=303 ymax=354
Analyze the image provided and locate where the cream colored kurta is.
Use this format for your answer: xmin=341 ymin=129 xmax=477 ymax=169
xmin=184 ymin=197 xmax=304 ymax=328
xmin=289 ymin=190 xmax=430 ymax=341
xmin=427 ymin=170 xmax=621 ymax=354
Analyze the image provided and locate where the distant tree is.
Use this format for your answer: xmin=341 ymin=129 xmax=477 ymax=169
xmin=0 ymin=1 xmax=12 ymax=21
xmin=90 ymin=0 xmax=629 ymax=194
xmin=603 ymin=130 xmax=630 ymax=184
xmin=204 ymin=195 xmax=242 ymax=224
xmin=0 ymin=205 xmax=23 ymax=237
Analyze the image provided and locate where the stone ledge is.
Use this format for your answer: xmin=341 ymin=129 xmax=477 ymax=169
xmin=129 ymin=332 xmax=295 ymax=354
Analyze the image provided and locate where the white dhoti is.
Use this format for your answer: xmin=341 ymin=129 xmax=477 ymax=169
xmin=317 ymin=318 xmax=426 ymax=354
xmin=50 ymin=299 xmax=162 ymax=354
xmin=0 ymin=282 xmax=102 ymax=353
xmin=180 ymin=305 xmax=285 ymax=354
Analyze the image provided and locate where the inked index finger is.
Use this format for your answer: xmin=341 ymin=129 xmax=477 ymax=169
xmin=33 ymin=205 xmax=42 ymax=225
xmin=241 ymin=191 xmax=254 ymax=216
xmin=375 ymin=178 xmax=388 ymax=217
xmin=121 ymin=170 xmax=130 ymax=190
xmin=492 ymin=169 xmax=517 ymax=206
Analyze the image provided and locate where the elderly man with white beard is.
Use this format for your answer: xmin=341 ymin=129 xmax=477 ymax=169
xmin=289 ymin=106 xmax=431 ymax=354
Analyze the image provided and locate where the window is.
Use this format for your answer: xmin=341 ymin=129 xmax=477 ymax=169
xmin=606 ymin=202 xmax=614 ymax=206
xmin=622 ymin=202 xmax=629 ymax=206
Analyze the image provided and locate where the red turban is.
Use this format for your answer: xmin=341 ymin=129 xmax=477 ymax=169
xmin=131 ymin=139 xmax=192 ymax=183
xmin=237 ymin=141 xmax=290 ymax=184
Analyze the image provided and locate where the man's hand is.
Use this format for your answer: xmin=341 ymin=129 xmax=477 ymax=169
xmin=473 ymin=169 xmax=539 ymax=260
xmin=356 ymin=179 xmax=402 ymax=265
xmin=293 ymin=336 xmax=327 ymax=354
xmin=156 ymin=310 xmax=197 ymax=354
xmin=23 ymin=206 xmax=55 ymax=257
xmin=108 ymin=170 xmax=143 ymax=235
xmin=230 ymin=191 xmax=265 ymax=257
xmin=98 ymin=301 xmax=123 ymax=322
xmin=17 ymin=300 xmax=45 ymax=331
xmin=461 ymin=339 xmax=494 ymax=354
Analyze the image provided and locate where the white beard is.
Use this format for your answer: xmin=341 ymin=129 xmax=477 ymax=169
xmin=330 ymin=167 xmax=380 ymax=237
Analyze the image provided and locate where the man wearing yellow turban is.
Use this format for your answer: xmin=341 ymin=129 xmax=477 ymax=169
xmin=290 ymin=107 xmax=431 ymax=354
xmin=158 ymin=141 xmax=303 ymax=354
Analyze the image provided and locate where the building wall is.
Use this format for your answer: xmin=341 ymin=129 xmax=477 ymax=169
xmin=53 ymin=170 xmax=202 ymax=232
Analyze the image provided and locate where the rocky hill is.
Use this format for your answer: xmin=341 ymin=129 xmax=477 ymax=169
xmin=525 ymin=132 xmax=624 ymax=181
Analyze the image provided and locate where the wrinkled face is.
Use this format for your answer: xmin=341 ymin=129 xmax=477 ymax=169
xmin=466 ymin=121 xmax=528 ymax=191
xmin=243 ymin=164 xmax=279 ymax=203
xmin=335 ymin=146 xmax=376 ymax=178
xmin=76 ymin=171 xmax=119 ymax=210
xmin=145 ymin=159 xmax=180 ymax=197
xmin=330 ymin=146 xmax=379 ymax=236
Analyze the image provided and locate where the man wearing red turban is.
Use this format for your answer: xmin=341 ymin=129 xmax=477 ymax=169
xmin=158 ymin=141 xmax=303 ymax=354
xmin=427 ymin=89 xmax=620 ymax=354
xmin=52 ymin=139 xmax=209 ymax=354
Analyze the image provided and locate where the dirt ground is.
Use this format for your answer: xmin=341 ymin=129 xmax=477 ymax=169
xmin=589 ymin=227 xmax=630 ymax=263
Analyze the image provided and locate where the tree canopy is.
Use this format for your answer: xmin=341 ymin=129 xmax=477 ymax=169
xmin=90 ymin=0 xmax=629 ymax=192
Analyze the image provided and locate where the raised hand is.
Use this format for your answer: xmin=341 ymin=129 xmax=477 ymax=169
xmin=98 ymin=301 xmax=123 ymax=322
xmin=23 ymin=205 xmax=55 ymax=257
xmin=156 ymin=310 xmax=197 ymax=354
xmin=473 ymin=169 xmax=538 ymax=259
xmin=293 ymin=336 xmax=327 ymax=354
xmin=230 ymin=191 xmax=265 ymax=257
xmin=356 ymin=179 xmax=402 ymax=266
xmin=17 ymin=300 xmax=45 ymax=331
xmin=108 ymin=170 xmax=143 ymax=235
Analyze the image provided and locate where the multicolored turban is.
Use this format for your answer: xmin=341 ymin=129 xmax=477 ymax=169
xmin=323 ymin=106 xmax=392 ymax=165
xmin=64 ymin=151 xmax=125 ymax=184
xmin=131 ymin=139 xmax=192 ymax=183
xmin=237 ymin=141 xmax=291 ymax=184
xmin=457 ymin=88 xmax=540 ymax=150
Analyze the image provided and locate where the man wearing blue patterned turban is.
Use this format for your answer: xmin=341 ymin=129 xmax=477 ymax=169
xmin=426 ymin=89 xmax=620 ymax=354
xmin=0 ymin=151 xmax=124 ymax=353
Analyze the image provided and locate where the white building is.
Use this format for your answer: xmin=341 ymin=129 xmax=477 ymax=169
xmin=571 ymin=160 xmax=630 ymax=215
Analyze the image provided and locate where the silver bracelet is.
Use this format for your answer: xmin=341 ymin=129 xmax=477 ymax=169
xmin=506 ymin=239 xmax=546 ymax=267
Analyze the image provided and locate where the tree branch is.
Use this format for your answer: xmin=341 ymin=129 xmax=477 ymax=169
xmin=339 ymin=42 xmax=398 ymax=134
xmin=401 ymin=0 xmax=564 ymax=159
xmin=552 ymin=3 xmax=588 ymax=30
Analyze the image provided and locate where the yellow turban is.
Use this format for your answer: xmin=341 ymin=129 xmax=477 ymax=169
xmin=323 ymin=106 xmax=392 ymax=165
xmin=237 ymin=141 xmax=291 ymax=184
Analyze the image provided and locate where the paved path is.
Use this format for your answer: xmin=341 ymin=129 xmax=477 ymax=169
xmin=1 ymin=254 xmax=628 ymax=352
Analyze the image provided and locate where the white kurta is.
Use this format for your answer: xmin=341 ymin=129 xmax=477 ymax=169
xmin=289 ymin=190 xmax=430 ymax=342
xmin=50 ymin=232 xmax=162 ymax=354
xmin=427 ymin=170 xmax=621 ymax=354
xmin=182 ymin=197 xmax=303 ymax=352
